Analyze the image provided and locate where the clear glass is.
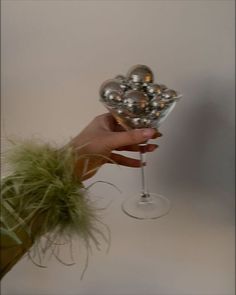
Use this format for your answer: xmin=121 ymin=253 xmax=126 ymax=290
xmin=121 ymin=142 xmax=171 ymax=219
xmin=101 ymin=96 xmax=181 ymax=219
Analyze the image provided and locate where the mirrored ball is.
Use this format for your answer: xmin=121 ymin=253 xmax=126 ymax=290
xmin=140 ymin=117 xmax=152 ymax=127
xmin=100 ymin=79 xmax=124 ymax=99
xmin=128 ymin=81 xmax=143 ymax=91
xmin=150 ymin=95 xmax=162 ymax=108
xmin=146 ymin=84 xmax=162 ymax=96
xmin=150 ymin=109 xmax=161 ymax=119
xmin=107 ymin=91 xmax=123 ymax=104
xmin=162 ymin=89 xmax=177 ymax=99
xmin=123 ymin=90 xmax=149 ymax=115
xmin=127 ymin=65 xmax=154 ymax=84
xmin=130 ymin=117 xmax=141 ymax=128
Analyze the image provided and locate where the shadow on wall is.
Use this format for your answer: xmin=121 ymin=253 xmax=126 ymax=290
xmin=156 ymin=76 xmax=235 ymax=194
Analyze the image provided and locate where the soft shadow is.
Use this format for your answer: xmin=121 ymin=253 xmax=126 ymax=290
xmin=155 ymin=76 xmax=235 ymax=196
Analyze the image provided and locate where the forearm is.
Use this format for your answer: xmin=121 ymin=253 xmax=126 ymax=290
xmin=0 ymin=141 xmax=103 ymax=280
xmin=0 ymin=201 xmax=41 ymax=279
xmin=0 ymin=225 xmax=33 ymax=279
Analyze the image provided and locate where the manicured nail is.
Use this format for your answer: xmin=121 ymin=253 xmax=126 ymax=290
xmin=142 ymin=128 xmax=155 ymax=139
xmin=149 ymin=145 xmax=158 ymax=152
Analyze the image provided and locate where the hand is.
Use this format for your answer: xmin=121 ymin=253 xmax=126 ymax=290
xmin=71 ymin=113 xmax=162 ymax=180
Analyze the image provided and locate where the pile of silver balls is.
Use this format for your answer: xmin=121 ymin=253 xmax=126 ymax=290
xmin=99 ymin=65 xmax=181 ymax=129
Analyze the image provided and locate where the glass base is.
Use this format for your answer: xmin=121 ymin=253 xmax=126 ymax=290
xmin=121 ymin=193 xmax=171 ymax=220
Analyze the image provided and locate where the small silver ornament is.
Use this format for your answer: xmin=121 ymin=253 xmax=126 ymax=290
xmin=155 ymin=101 xmax=176 ymax=127
xmin=149 ymin=109 xmax=161 ymax=120
xmin=150 ymin=95 xmax=162 ymax=108
xmin=128 ymin=81 xmax=143 ymax=91
xmin=157 ymin=102 xmax=166 ymax=110
xmin=107 ymin=91 xmax=123 ymax=104
xmin=115 ymin=75 xmax=129 ymax=90
xmin=123 ymin=90 xmax=149 ymax=115
xmin=116 ymin=108 xmax=124 ymax=115
xmin=113 ymin=108 xmax=126 ymax=118
xmin=162 ymin=89 xmax=177 ymax=100
xmin=127 ymin=65 xmax=154 ymax=84
xmin=118 ymin=109 xmax=135 ymax=118
xmin=140 ymin=117 xmax=152 ymax=127
xmin=150 ymin=100 xmax=159 ymax=108
xmin=99 ymin=65 xmax=181 ymax=132
xmin=144 ymin=106 xmax=151 ymax=113
xmin=121 ymin=83 xmax=130 ymax=91
xmin=130 ymin=117 xmax=141 ymax=128
xmin=100 ymin=79 xmax=124 ymax=99
xmin=146 ymin=84 xmax=162 ymax=96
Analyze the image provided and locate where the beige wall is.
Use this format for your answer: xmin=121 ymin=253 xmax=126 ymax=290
xmin=1 ymin=1 xmax=235 ymax=295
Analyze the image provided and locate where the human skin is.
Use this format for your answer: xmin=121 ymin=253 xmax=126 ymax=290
xmin=72 ymin=113 xmax=162 ymax=180
xmin=0 ymin=113 xmax=162 ymax=278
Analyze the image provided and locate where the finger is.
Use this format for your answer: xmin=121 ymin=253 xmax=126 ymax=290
xmin=147 ymin=144 xmax=159 ymax=152
xmin=109 ymin=153 xmax=142 ymax=167
xmin=114 ymin=125 xmax=162 ymax=140
xmin=116 ymin=143 xmax=158 ymax=152
xmin=152 ymin=130 xmax=162 ymax=139
xmin=104 ymin=128 xmax=156 ymax=150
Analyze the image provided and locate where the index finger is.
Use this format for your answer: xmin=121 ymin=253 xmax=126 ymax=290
xmin=114 ymin=123 xmax=162 ymax=139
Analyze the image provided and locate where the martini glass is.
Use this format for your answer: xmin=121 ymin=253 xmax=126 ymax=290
xmin=99 ymin=65 xmax=182 ymax=219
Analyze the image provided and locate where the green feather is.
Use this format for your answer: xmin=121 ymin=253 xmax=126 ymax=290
xmin=1 ymin=140 xmax=109 ymax=278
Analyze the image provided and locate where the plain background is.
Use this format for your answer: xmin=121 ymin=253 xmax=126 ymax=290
xmin=1 ymin=1 xmax=235 ymax=295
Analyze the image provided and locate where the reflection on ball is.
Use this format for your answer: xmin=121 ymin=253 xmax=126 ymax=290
xmin=107 ymin=91 xmax=123 ymax=104
xmin=127 ymin=65 xmax=154 ymax=84
xmin=99 ymin=65 xmax=181 ymax=129
xmin=146 ymin=84 xmax=162 ymax=96
xmin=123 ymin=90 xmax=149 ymax=115
xmin=162 ymin=89 xmax=177 ymax=99
xmin=100 ymin=79 xmax=124 ymax=99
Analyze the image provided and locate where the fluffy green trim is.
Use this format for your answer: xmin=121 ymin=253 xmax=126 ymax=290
xmin=1 ymin=140 xmax=110 ymax=278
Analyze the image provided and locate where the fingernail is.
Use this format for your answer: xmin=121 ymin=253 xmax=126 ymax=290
xmin=150 ymin=145 xmax=159 ymax=151
xmin=142 ymin=128 xmax=155 ymax=139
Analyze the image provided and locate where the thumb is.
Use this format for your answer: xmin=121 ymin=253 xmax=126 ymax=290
xmin=105 ymin=128 xmax=156 ymax=150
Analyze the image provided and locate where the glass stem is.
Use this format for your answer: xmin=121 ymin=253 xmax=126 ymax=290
xmin=139 ymin=142 xmax=150 ymax=199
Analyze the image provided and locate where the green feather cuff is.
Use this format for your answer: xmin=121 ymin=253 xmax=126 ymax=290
xmin=1 ymin=140 xmax=109 ymax=278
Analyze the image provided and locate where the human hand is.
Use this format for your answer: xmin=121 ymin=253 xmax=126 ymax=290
xmin=71 ymin=113 xmax=162 ymax=180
